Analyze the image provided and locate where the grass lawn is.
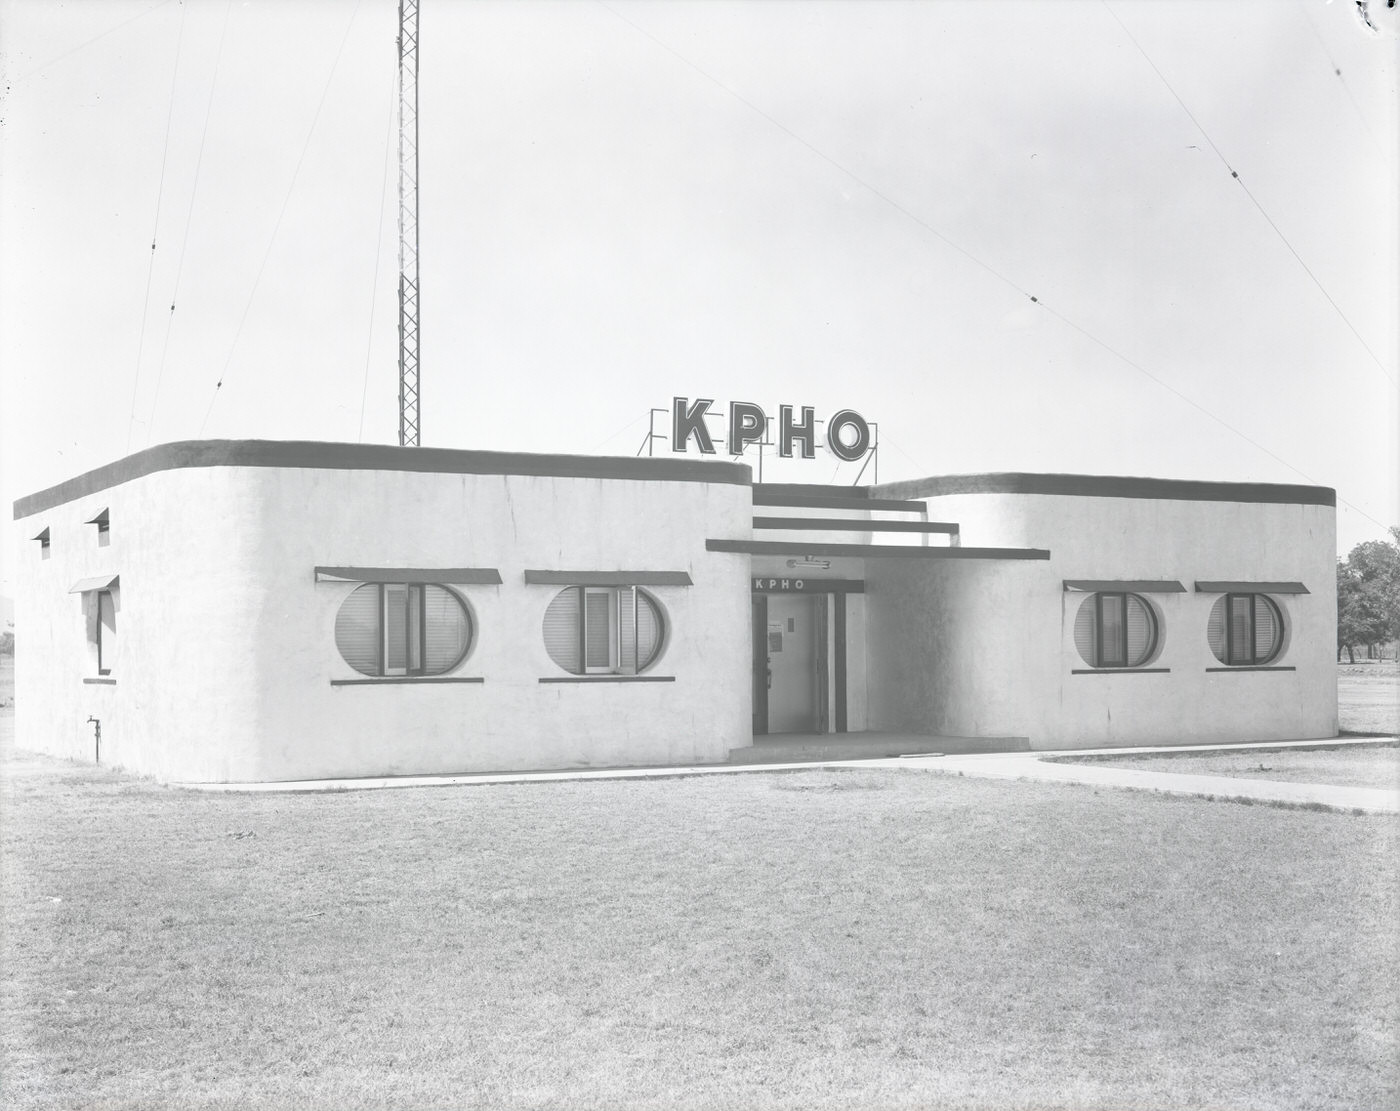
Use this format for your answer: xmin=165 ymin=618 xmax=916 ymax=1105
xmin=2 ymin=716 xmax=1397 ymax=1110
xmin=1337 ymin=661 xmax=1399 ymax=736
xmin=1053 ymin=743 xmax=1400 ymax=790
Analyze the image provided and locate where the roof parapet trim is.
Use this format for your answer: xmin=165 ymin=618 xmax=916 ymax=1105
xmin=707 ymin=539 xmax=1049 ymax=560
xmin=14 ymin=439 xmax=753 ymax=520
xmin=875 ymin=472 xmax=1335 ymax=507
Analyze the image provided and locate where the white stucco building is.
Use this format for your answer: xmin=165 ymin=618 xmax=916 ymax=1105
xmin=13 ymin=439 xmax=1337 ymax=783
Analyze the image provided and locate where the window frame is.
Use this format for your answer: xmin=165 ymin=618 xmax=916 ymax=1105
xmin=547 ymin=585 xmax=666 ymax=677
xmin=88 ymin=509 xmax=110 ymax=548
xmin=96 ymin=589 xmax=116 ymax=675
xmin=336 ymin=581 xmax=472 ymax=678
xmin=582 ymin=587 xmax=620 ymax=673
xmin=1075 ymin=591 xmax=1159 ymax=670
xmin=1217 ymin=592 xmax=1284 ymax=667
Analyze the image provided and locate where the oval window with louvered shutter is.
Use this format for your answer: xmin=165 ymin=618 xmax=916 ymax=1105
xmin=1207 ymin=594 xmax=1282 ymax=666
xmin=1073 ymin=592 xmax=1158 ymax=668
xmin=335 ymin=583 xmax=473 ymax=677
xmin=543 ymin=586 xmax=666 ymax=675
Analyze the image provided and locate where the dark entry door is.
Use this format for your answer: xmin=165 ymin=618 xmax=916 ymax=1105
xmin=751 ymin=596 xmax=768 ymax=735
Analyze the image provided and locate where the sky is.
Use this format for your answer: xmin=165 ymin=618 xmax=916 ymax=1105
xmin=1 ymin=0 xmax=1396 ymax=600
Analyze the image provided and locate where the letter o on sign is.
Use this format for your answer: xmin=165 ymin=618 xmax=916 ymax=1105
xmin=826 ymin=409 xmax=871 ymax=462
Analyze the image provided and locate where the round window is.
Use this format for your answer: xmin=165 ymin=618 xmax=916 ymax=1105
xmin=1207 ymin=594 xmax=1282 ymax=666
xmin=542 ymin=586 xmax=665 ymax=675
xmin=1073 ymin=592 xmax=1157 ymax=668
xmin=334 ymin=583 xmax=472 ymax=677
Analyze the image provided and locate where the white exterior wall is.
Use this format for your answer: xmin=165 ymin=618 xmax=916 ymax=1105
xmin=864 ymin=559 xmax=1046 ymax=742
xmin=865 ymin=489 xmax=1336 ymax=748
xmin=16 ymin=456 xmax=752 ymax=782
xmin=16 ymin=454 xmax=1337 ymax=781
xmin=250 ymin=467 xmax=751 ymax=780
xmin=15 ymin=468 xmax=271 ymax=782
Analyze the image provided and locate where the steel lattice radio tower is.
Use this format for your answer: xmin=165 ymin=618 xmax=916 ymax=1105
xmin=397 ymin=0 xmax=421 ymax=446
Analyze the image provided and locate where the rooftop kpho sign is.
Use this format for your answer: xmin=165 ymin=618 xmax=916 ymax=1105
xmin=670 ymin=397 xmax=872 ymax=461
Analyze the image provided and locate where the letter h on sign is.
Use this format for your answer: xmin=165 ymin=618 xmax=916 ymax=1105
xmin=780 ymin=405 xmax=816 ymax=459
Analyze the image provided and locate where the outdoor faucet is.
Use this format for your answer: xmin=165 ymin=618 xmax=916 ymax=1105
xmin=86 ymin=716 xmax=101 ymax=764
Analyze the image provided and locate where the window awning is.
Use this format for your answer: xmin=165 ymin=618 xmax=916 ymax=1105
xmin=69 ymin=574 xmax=119 ymax=594
xmin=1063 ymin=580 xmax=1186 ymax=593
xmin=1194 ymin=581 xmax=1309 ymax=595
xmin=524 ymin=570 xmax=693 ymax=587
xmin=314 ymin=567 xmax=502 ymax=584
xmin=85 ymin=509 xmax=109 ymax=526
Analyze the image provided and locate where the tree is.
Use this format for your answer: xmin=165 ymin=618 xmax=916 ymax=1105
xmin=1337 ymin=528 xmax=1400 ymax=661
xmin=1337 ymin=561 xmax=1364 ymax=663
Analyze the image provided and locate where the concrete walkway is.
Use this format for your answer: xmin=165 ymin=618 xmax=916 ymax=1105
xmin=874 ymin=746 xmax=1399 ymax=814
xmin=175 ymin=735 xmax=1399 ymax=814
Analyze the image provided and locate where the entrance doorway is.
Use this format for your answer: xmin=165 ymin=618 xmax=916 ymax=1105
xmin=751 ymin=592 xmax=833 ymax=735
xmin=767 ymin=595 xmax=817 ymax=733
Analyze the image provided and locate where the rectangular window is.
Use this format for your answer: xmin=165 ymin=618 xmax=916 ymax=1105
xmin=1228 ymin=595 xmax=1253 ymax=665
xmin=406 ymin=584 xmax=424 ymax=673
xmin=88 ymin=509 xmax=111 ymax=548
xmin=97 ymin=590 xmax=117 ymax=675
xmin=583 ymin=588 xmax=614 ymax=671
xmin=1097 ymin=593 xmax=1127 ymax=667
xmin=384 ymin=584 xmax=410 ymax=674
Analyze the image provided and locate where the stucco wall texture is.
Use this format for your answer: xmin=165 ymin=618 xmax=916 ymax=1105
xmin=863 ymin=490 xmax=1336 ymax=748
xmin=13 ymin=443 xmax=1338 ymax=781
xmin=17 ymin=453 xmax=752 ymax=782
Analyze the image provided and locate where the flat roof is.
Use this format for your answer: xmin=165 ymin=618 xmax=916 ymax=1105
xmin=870 ymin=472 xmax=1336 ymax=507
xmin=13 ymin=439 xmax=755 ymax=519
xmin=15 ymin=443 xmax=1338 ymax=520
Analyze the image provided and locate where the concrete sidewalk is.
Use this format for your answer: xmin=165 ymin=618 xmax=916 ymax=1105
xmin=878 ymin=746 xmax=1399 ymax=814
xmin=175 ymin=735 xmax=1399 ymax=813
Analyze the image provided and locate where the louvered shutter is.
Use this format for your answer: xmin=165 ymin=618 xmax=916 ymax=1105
xmin=423 ymin=585 xmax=471 ymax=673
xmin=1125 ymin=595 xmax=1154 ymax=666
xmin=1073 ymin=597 xmax=1096 ymax=665
xmin=637 ymin=590 xmax=663 ymax=669
xmin=617 ymin=587 xmax=637 ymax=674
xmin=1253 ymin=597 xmax=1278 ymax=663
xmin=335 ymin=584 xmax=382 ymax=675
xmin=1207 ymin=597 xmax=1227 ymax=663
xmin=543 ymin=588 xmax=582 ymax=673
